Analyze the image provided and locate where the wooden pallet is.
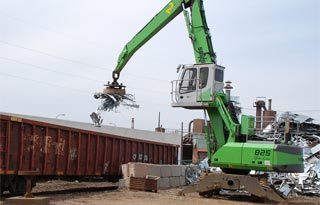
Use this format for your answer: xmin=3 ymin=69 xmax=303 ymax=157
xmin=129 ymin=177 xmax=158 ymax=192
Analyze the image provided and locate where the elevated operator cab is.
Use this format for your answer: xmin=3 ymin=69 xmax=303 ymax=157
xmin=171 ymin=63 xmax=225 ymax=109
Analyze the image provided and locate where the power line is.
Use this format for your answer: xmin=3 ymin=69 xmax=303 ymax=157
xmin=277 ymin=110 xmax=320 ymax=113
xmin=241 ymin=106 xmax=320 ymax=114
xmin=0 ymin=56 xmax=103 ymax=83
xmin=0 ymin=40 xmax=108 ymax=71
xmin=0 ymin=56 xmax=169 ymax=95
xmin=240 ymin=107 xmax=256 ymax=111
xmin=1 ymin=71 xmax=318 ymax=120
xmin=0 ymin=71 xmax=172 ymax=107
xmin=0 ymin=10 xmax=109 ymax=47
xmin=119 ymin=71 xmax=170 ymax=83
xmin=0 ymin=71 xmax=91 ymax=94
xmin=0 ymin=11 xmax=173 ymax=83
xmin=2 ymin=62 xmax=317 ymax=112
xmin=0 ymin=71 xmax=171 ymax=106
xmin=0 ymin=40 xmax=170 ymax=83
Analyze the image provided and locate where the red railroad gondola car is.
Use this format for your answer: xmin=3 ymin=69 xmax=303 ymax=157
xmin=0 ymin=112 xmax=180 ymax=195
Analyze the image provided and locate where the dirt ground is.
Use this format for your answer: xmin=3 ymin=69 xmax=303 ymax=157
xmin=3 ymin=180 xmax=320 ymax=205
xmin=47 ymin=188 xmax=264 ymax=205
xmin=44 ymin=188 xmax=320 ymax=205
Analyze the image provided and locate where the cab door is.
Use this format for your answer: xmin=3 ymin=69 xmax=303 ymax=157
xmin=173 ymin=63 xmax=225 ymax=107
xmin=197 ymin=64 xmax=225 ymax=102
xmin=177 ymin=65 xmax=199 ymax=104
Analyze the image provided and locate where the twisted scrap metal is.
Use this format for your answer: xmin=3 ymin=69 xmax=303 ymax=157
xmin=96 ymin=93 xmax=139 ymax=112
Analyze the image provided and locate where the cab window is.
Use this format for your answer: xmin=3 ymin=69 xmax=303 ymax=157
xmin=199 ymin=67 xmax=208 ymax=89
xmin=179 ymin=68 xmax=197 ymax=93
xmin=215 ymin=69 xmax=224 ymax=82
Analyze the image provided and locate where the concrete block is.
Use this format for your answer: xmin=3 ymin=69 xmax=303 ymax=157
xmin=180 ymin=176 xmax=186 ymax=186
xmin=158 ymin=177 xmax=170 ymax=189
xmin=160 ymin=165 xmax=171 ymax=177
xmin=169 ymin=176 xmax=181 ymax=188
xmin=121 ymin=164 xmax=129 ymax=178
xmin=128 ymin=162 xmax=148 ymax=178
xmin=147 ymin=164 xmax=161 ymax=177
xmin=118 ymin=178 xmax=130 ymax=188
xmin=180 ymin=165 xmax=186 ymax=176
xmin=171 ymin=165 xmax=181 ymax=177
xmin=6 ymin=196 xmax=50 ymax=205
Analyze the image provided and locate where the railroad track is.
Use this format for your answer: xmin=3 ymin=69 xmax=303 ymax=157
xmin=1 ymin=185 xmax=118 ymax=199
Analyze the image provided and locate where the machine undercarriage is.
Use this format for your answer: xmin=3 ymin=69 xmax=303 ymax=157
xmin=179 ymin=172 xmax=285 ymax=202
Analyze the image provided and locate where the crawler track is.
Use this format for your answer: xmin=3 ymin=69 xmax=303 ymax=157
xmin=34 ymin=185 xmax=118 ymax=196
xmin=1 ymin=181 xmax=118 ymax=199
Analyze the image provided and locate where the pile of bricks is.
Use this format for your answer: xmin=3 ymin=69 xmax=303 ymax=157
xmin=120 ymin=163 xmax=187 ymax=190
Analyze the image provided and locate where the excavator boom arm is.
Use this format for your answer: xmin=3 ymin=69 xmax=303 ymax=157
xmin=113 ymin=0 xmax=216 ymax=77
xmin=114 ymin=0 xmax=184 ymax=75
xmin=184 ymin=0 xmax=216 ymax=64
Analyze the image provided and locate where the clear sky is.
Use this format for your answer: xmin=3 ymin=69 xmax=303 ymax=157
xmin=0 ymin=0 xmax=319 ymax=131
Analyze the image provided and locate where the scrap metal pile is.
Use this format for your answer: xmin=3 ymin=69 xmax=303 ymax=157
xmin=267 ymin=145 xmax=320 ymax=197
xmin=262 ymin=112 xmax=320 ymax=196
